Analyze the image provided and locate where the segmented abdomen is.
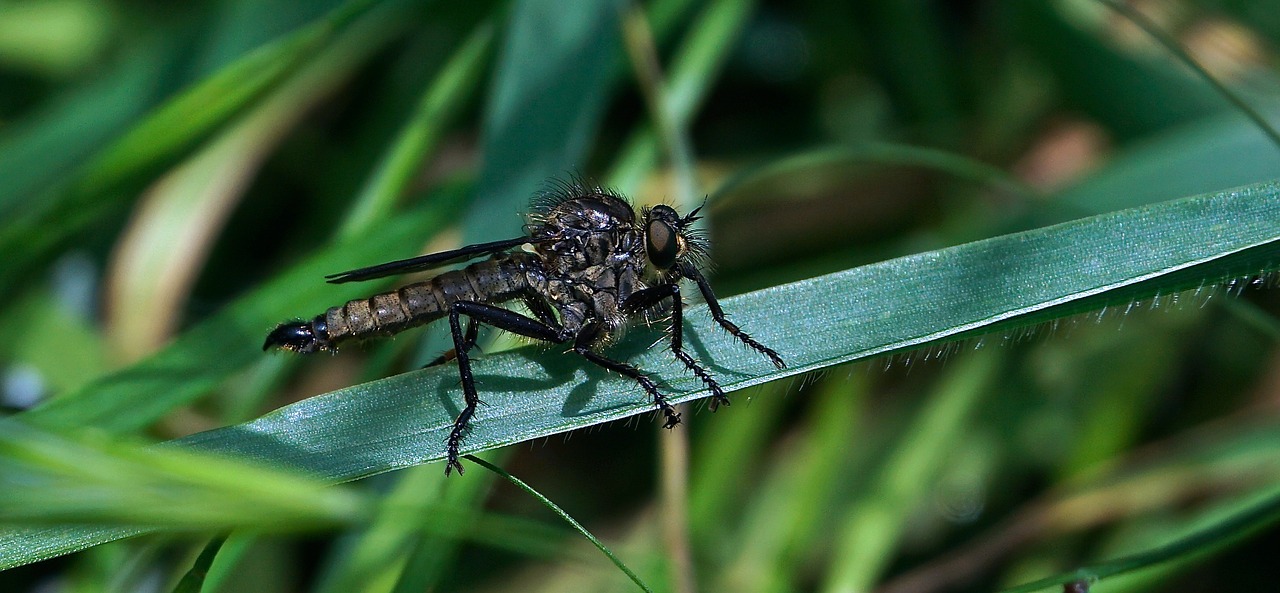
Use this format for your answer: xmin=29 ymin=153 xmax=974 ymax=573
xmin=319 ymin=254 xmax=534 ymax=349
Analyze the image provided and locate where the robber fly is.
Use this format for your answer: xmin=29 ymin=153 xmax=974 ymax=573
xmin=264 ymin=179 xmax=784 ymax=475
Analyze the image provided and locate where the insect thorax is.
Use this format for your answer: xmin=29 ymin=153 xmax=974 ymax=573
xmin=529 ymin=192 xmax=648 ymax=340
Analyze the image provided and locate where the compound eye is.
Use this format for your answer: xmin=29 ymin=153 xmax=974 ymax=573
xmin=646 ymin=219 xmax=680 ymax=269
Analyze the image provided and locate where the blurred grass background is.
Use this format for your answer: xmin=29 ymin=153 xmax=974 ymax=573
xmin=2 ymin=0 xmax=1280 ymax=592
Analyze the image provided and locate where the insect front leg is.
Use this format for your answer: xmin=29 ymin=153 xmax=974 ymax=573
xmin=444 ymin=300 xmax=568 ymax=476
xmin=622 ymin=283 xmax=729 ymax=411
xmin=680 ymin=265 xmax=786 ymax=370
xmin=573 ymin=322 xmax=682 ymax=428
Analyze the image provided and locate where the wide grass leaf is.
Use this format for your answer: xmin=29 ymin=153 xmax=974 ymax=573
xmin=5 ymin=180 xmax=1280 ymax=568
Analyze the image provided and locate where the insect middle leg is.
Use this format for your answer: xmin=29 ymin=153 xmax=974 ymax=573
xmin=622 ymin=283 xmax=730 ymax=410
xmin=444 ymin=299 xmax=567 ymax=476
xmin=573 ymin=322 xmax=682 ymax=428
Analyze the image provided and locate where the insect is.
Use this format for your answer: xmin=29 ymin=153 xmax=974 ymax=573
xmin=264 ymin=180 xmax=785 ymax=475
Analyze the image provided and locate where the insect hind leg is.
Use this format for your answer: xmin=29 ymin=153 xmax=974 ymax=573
xmin=443 ymin=300 xmax=569 ymax=476
xmin=428 ymin=292 xmax=554 ymax=368
xmin=425 ymin=318 xmax=479 ymax=368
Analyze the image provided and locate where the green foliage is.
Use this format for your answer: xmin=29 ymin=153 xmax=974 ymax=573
xmin=3 ymin=1 xmax=1280 ymax=592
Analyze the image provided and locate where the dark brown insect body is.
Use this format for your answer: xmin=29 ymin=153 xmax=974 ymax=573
xmin=264 ymin=253 xmax=542 ymax=354
xmin=265 ymin=181 xmax=784 ymax=475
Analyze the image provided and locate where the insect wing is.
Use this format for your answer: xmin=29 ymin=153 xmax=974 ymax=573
xmin=325 ymin=236 xmax=538 ymax=284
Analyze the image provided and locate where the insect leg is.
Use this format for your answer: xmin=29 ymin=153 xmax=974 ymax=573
xmin=573 ymin=322 xmax=682 ymax=428
xmin=521 ymin=293 xmax=560 ymax=327
xmin=680 ymin=265 xmax=786 ymax=369
xmin=425 ymin=318 xmax=478 ymax=368
xmin=428 ymin=292 xmax=556 ymax=368
xmin=622 ymin=283 xmax=729 ymax=410
xmin=444 ymin=301 xmax=568 ymax=476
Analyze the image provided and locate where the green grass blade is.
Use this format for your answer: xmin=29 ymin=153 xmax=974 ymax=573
xmin=310 ymin=465 xmax=455 ymax=593
xmin=338 ymin=19 xmax=495 ymax=239
xmin=0 ymin=43 xmax=165 ymax=217
xmin=171 ymin=535 xmax=228 ymax=593
xmin=105 ymin=0 xmax=418 ymax=361
xmin=0 ymin=424 xmax=368 ymax=570
xmin=1001 ymin=486 xmax=1280 ymax=593
xmin=469 ymin=456 xmax=654 ymax=593
xmin=313 ymin=455 xmax=557 ymax=593
xmin=0 ymin=0 xmax=391 ymax=297
xmin=821 ymin=351 xmax=1002 ymax=593
xmin=1096 ymin=0 xmax=1280 ymax=153
xmin=0 ymin=424 xmax=368 ymax=528
xmin=608 ymin=0 xmax=753 ymax=192
xmin=710 ymin=142 xmax=1043 ymax=210
xmin=4 ymin=180 xmax=1280 ymax=568
xmin=716 ymin=372 xmax=867 ymax=593
xmin=73 ymin=0 xmax=387 ymax=197
xmin=1059 ymin=108 xmax=1280 ymax=213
